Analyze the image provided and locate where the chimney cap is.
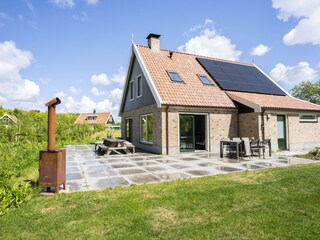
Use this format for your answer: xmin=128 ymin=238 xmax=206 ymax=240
xmin=146 ymin=33 xmax=161 ymax=39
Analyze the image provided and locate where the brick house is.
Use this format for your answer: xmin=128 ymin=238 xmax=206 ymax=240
xmin=119 ymin=34 xmax=320 ymax=154
xmin=75 ymin=111 xmax=115 ymax=126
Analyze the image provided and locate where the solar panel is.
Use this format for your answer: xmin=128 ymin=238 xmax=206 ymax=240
xmin=196 ymin=58 xmax=286 ymax=96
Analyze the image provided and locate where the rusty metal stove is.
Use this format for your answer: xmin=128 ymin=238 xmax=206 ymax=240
xmin=39 ymin=97 xmax=66 ymax=193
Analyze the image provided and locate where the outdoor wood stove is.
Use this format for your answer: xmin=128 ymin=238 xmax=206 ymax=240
xmin=39 ymin=97 xmax=66 ymax=193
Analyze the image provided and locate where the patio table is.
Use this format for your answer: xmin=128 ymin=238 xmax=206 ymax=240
xmin=220 ymin=139 xmax=242 ymax=160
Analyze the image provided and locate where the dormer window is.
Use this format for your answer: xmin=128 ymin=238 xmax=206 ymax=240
xmin=167 ymin=71 xmax=183 ymax=82
xmin=198 ymin=74 xmax=213 ymax=85
xmin=86 ymin=115 xmax=97 ymax=121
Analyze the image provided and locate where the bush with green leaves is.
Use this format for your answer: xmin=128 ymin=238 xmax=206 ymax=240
xmin=0 ymin=107 xmax=107 ymax=214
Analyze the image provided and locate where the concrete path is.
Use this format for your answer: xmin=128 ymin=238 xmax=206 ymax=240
xmin=65 ymin=145 xmax=318 ymax=192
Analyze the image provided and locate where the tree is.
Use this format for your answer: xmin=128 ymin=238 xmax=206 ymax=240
xmin=291 ymin=80 xmax=320 ymax=105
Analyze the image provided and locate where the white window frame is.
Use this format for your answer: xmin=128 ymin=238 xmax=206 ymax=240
xmin=140 ymin=113 xmax=153 ymax=144
xmin=137 ymin=74 xmax=142 ymax=98
xmin=299 ymin=114 xmax=317 ymax=122
xmin=129 ymin=80 xmax=134 ymax=101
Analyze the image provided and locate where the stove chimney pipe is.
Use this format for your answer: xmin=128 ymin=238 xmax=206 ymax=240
xmin=45 ymin=97 xmax=61 ymax=151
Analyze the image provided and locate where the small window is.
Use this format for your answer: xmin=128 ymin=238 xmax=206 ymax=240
xmin=137 ymin=75 xmax=142 ymax=97
xmin=167 ymin=71 xmax=183 ymax=82
xmin=299 ymin=114 xmax=317 ymax=122
xmin=198 ymin=75 xmax=213 ymax=85
xmin=129 ymin=80 xmax=134 ymax=100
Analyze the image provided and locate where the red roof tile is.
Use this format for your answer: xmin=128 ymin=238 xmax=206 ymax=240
xmin=227 ymin=91 xmax=320 ymax=112
xmin=136 ymin=45 xmax=237 ymax=108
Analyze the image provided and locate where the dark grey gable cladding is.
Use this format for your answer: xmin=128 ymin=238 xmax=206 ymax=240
xmin=197 ymin=57 xmax=286 ymax=96
xmin=122 ymin=57 xmax=156 ymax=112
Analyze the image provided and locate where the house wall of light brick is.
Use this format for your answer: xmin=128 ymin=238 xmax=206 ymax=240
xmin=122 ymin=105 xmax=238 ymax=155
xmin=264 ymin=111 xmax=320 ymax=151
xmin=238 ymin=111 xmax=320 ymax=152
xmin=121 ymin=104 xmax=163 ymax=154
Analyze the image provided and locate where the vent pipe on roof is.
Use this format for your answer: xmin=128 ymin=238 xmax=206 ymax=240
xmin=147 ymin=33 xmax=161 ymax=52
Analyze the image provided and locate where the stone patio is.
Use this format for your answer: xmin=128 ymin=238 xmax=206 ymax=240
xmin=64 ymin=144 xmax=318 ymax=192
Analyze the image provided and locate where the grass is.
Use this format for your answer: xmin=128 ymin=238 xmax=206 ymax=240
xmin=1 ymin=163 xmax=320 ymax=239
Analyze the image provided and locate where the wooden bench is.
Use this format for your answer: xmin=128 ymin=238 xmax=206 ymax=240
xmin=96 ymin=143 xmax=109 ymax=152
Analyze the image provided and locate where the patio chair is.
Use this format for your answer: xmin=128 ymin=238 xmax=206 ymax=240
xmin=241 ymin=137 xmax=252 ymax=158
xmin=250 ymin=139 xmax=261 ymax=158
xmin=221 ymin=137 xmax=231 ymax=157
xmin=260 ymin=139 xmax=271 ymax=158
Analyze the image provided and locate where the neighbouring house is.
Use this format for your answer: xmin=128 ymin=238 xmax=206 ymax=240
xmin=0 ymin=113 xmax=18 ymax=125
xmin=119 ymin=33 xmax=320 ymax=154
xmin=75 ymin=110 xmax=115 ymax=126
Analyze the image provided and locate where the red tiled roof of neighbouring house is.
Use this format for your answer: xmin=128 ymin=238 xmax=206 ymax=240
xmin=135 ymin=45 xmax=237 ymax=108
xmin=227 ymin=91 xmax=320 ymax=112
xmin=74 ymin=112 xmax=113 ymax=125
xmin=0 ymin=113 xmax=18 ymax=124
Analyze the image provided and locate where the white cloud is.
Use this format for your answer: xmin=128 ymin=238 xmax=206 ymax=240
xmin=64 ymin=95 xmax=119 ymax=117
xmin=73 ymin=11 xmax=88 ymax=22
xmin=69 ymin=86 xmax=78 ymax=94
xmin=90 ymin=67 xmax=126 ymax=86
xmin=90 ymin=73 xmax=110 ymax=85
xmin=90 ymin=86 xmax=103 ymax=96
xmin=188 ymin=18 xmax=214 ymax=32
xmin=50 ymin=0 xmax=75 ymax=8
xmin=0 ymin=95 xmax=7 ymax=104
xmin=0 ymin=41 xmax=40 ymax=101
xmin=250 ymin=44 xmax=271 ymax=56
xmin=86 ymin=0 xmax=99 ymax=5
xmin=54 ymin=91 xmax=66 ymax=100
xmin=178 ymin=28 xmax=242 ymax=61
xmin=272 ymin=0 xmax=320 ymax=45
xmin=110 ymin=88 xmax=123 ymax=103
xmin=270 ymin=62 xmax=318 ymax=86
xmin=110 ymin=67 xmax=126 ymax=86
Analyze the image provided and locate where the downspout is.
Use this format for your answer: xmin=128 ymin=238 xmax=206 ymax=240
xmin=166 ymin=105 xmax=169 ymax=155
xmin=261 ymin=109 xmax=265 ymax=140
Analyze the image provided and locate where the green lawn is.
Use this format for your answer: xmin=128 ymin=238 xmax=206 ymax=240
xmin=1 ymin=163 xmax=320 ymax=239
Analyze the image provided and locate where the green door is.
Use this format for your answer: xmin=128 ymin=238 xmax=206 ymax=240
xmin=277 ymin=115 xmax=287 ymax=150
xmin=180 ymin=115 xmax=195 ymax=152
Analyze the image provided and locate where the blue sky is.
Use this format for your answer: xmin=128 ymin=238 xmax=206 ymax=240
xmin=0 ymin=0 xmax=319 ymax=118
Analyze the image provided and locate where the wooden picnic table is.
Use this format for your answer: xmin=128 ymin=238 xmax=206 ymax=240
xmin=95 ymin=138 xmax=131 ymax=155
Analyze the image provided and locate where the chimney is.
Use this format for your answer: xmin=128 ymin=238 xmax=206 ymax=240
xmin=93 ymin=109 xmax=96 ymax=114
xmin=146 ymin=33 xmax=161 ymax=52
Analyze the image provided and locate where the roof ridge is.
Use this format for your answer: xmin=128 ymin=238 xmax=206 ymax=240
xmin=135 ymin=44 xmax=253 ymax=67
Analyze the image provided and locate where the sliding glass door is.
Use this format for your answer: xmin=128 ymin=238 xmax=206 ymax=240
xmin=180 ymin=115 xmax=195 ymax=152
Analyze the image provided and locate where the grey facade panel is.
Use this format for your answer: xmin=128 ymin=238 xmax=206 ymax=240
xmin=123 ymin=57 xmax=156 ymax=113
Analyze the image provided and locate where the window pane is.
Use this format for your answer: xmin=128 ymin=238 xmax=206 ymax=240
xmin=300 ymin=115 xmax=316 ymax=120
xmin=126 ymin=119 xmax=129 ymax=138
xmin=137 ymin=76 xmax=142 ymax=96
xmin=168 ymin=71 xmax=182 ymax=82
xmin=130 ymin=81 xmax=134 ymax=100
xmin=198 ymin=75 xmax=213 ymax=85
xmin=147 ymin=114 xmax=153 ymax=143
xmin=141 ymin=116 xmax=147 ymax=142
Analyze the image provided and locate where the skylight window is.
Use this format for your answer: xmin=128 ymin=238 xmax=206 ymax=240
xmin=198 ymin=75 xmax=213 ymax=85
xmin=167 ymin=71 xmax=183 ymax=82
